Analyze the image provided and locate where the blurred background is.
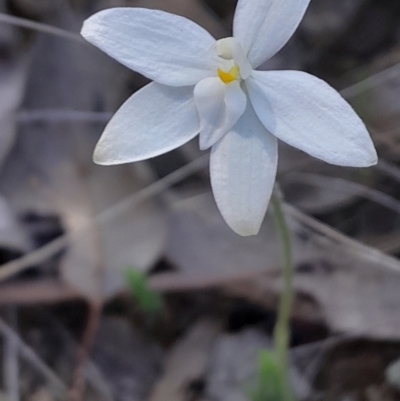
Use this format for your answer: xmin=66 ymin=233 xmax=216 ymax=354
xmin=0 ymin=0 xmax=400 ymax=400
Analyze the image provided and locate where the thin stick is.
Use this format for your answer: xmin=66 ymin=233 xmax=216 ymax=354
xmin=377 ymin=160 xmax=400 ymax=182
xmin=0 ymin=317 xmax=68 ymax=399
xmin=0 ymin=13 xmax=84 ymax=43
xmin=286 ymin=204 xmax=400 ymax=274
xmin=17 ymin=110 xmax=112 ymax=123
xmin=46 ymin=311 xmax=113 ymax=401
xmin=68 ymin=302 xmax=102 ymax=401
xmin=340 ymin=62 xmax=400 ymax=99
xmin=3 ymin=308 xmax=19 ymax=401
xmin=289 ymin=172 xmax=400 ymax=216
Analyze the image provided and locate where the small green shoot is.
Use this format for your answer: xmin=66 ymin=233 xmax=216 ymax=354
xmin=249 ymin=350 xmax=283 ymax=401
xmin=124 ymin=268 xmax=163 ymax=314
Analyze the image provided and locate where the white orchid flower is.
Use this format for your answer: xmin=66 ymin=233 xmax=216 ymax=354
xmin=81 ymin=0 xmax=377 ymax=237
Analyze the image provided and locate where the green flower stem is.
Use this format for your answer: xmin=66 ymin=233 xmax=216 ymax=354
xmin=271 ymin=192 xmax=296 ymax=401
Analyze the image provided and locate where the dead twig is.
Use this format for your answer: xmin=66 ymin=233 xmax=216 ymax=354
xmin=46 ymin=312 xmax=114 ymax=401
xmin=0 ymin=12 xmax=84 ymax=43
xmin=0 ymin=281 xmax=83 ymax=305
xmin=0 ymin=317 xmax=68 ymax=399
xmin=286 ymin=204 xmax=400 ymax=275
xmin=68 ymin=302 xmax=103 ymax=401
xmin=3 ymin=308 xmax=19 ymax=401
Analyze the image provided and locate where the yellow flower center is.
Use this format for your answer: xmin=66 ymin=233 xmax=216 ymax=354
xmin=217 ymin=65 xmax=240 ymax=85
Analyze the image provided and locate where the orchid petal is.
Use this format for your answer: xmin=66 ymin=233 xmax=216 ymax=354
xmin=210 ymin=104 xmax=278 ymax=236
xmin=194 ymin=78 xmax=247 ymax=150
xmin=81 ymin=8 xmax=217 ymax=86
xmin=94 ymin=83 xmax=199 ymax=165
xmin=233 ymin=0 xmax=311 ymax=68
xmin=247 ymin=70 xmax=378 ymax=167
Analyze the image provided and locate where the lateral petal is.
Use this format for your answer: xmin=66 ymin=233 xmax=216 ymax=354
xmin=81 ymin=8 xmax=217 ymax=86
xmin=247 ymin=70 xmax=378 ymax=167
xmin=210 ymin=104 xmax=278 ymax=236
xmin=233 ymin=0 xmax=310 ymax=68
xmin=194 ymin=78 xmax=247 ymax=150
xmin=93 ymin=83 xmax=199 ymax=165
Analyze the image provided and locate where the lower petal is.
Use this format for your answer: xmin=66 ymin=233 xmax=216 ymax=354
xmin=247 ymin=70 xmax=378 ymax=167
xmin=94 ymin=83 xmax=199 ymax=165
xmin=194 ymin=78 xmax=246 ymax=150
xmin=210 ymin=103 xmax=278 ymax=236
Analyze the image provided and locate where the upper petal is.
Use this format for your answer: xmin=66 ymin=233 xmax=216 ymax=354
xmin=210 ymin=103 xmax=278 ymax=236
xmin=81 ymin=8 xmax=217 ymax=86
xmin=94 ymin=82 xmax=199 ymax=165
xmin=194 ymin=78 xmax=247 ymax=150
xmin=246 ymin=70 xmax=378 ymax=167
xmin=233 ymin=0 xmax=311 ymax=68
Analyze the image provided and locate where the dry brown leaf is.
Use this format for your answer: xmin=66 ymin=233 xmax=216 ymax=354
xmin=149 ymin=318 xmax=222 ymax=401
xmin=158 ymin=192 xmax=400 ymax=338
xmin=164 ymin=192 xmax=309 ymax=284
xmin=292 ymin=337 xmax=400 ymax=401
xmin=0 ymin=0 xmax=30 ymax=168
xmin=0 ymin=3 xmax=167 ymax=300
